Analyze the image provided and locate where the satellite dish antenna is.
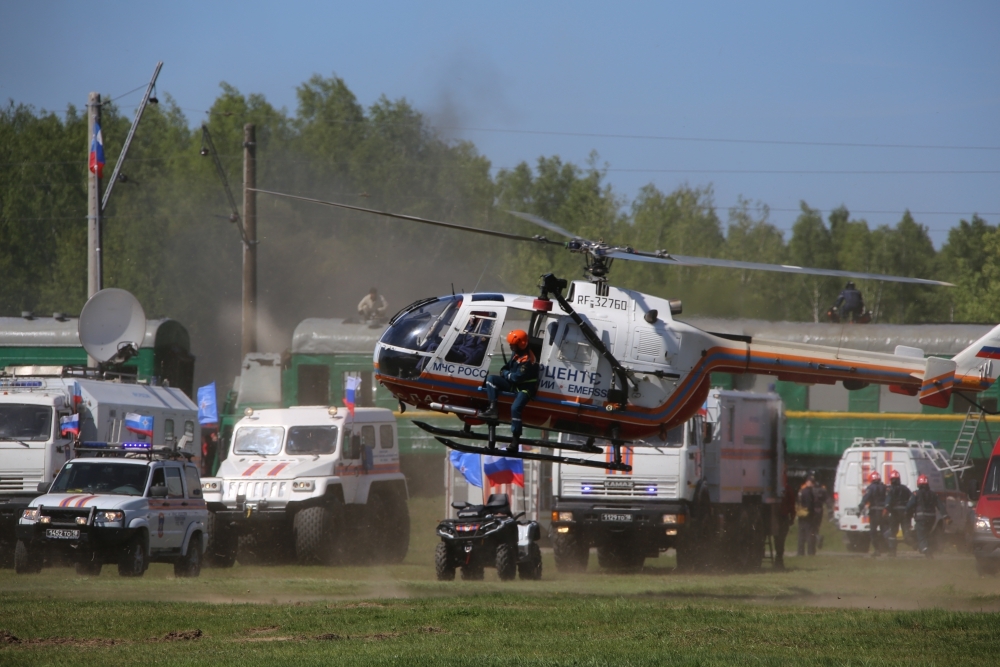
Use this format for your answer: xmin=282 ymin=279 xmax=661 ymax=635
xmin=78 ymin=288 xmax=147 ymax=364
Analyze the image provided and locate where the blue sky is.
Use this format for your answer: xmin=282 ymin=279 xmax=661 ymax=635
xmin=2 ymin=1 xmax=998 ymax=247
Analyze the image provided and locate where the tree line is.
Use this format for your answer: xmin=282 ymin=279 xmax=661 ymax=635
xmin=1 ymin=74 xmax=996 ymax=383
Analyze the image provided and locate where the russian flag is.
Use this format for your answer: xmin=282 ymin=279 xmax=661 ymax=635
xmin=343 ymin=376 xmax=361 ymax=418
xmin=60 ymin=413 xmax=80 ymax=438
xmin=483 ymin=455 xmax=524 ymax=488
xmin=71 ymin=381 xmax=82 ymax=407
xmin=124 ymin=413 xmax=153 ymax=438
xmin=89 ymin=121 xmax=105 ymax=178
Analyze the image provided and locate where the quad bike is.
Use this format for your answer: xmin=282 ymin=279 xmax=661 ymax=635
xmin=434 ymin=493 xmax=542 ymax=581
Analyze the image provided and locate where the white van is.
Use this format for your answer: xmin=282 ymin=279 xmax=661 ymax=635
xmin=833 ymin=438 xmax=969 ymax=551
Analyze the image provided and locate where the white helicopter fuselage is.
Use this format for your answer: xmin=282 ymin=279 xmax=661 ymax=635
xmin=374 ymin=280 xmax=1000 ymax=442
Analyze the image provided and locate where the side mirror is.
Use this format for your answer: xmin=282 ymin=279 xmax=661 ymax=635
xmin=148 ymin=485 xmax=168 ymax=498
xmin=37 ymin=482 xmax=51 ymax=494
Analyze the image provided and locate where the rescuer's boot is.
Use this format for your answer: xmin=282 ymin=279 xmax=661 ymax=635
xmin=506 ymin=433 xmax=520 ymax=453
xmin=480 ymin=402 xmax=498 ymax=420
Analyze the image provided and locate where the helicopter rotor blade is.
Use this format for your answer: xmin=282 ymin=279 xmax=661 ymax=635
xmin=505 ymin=210 xmax=585 ymax=241
xmin=604 ymin=249 xmax=954 ymax=287
xmin=250 ymin=189 xmax=566 ymax=247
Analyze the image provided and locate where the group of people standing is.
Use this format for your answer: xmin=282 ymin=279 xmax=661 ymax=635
xmin=857 ymin=470 xmax=948 ymax=557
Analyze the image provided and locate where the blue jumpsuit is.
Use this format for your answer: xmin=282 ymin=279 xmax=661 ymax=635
xmin=485 ymin=349 xmax=539 ymax=438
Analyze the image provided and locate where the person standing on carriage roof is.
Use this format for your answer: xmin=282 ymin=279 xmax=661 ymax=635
xmin=834 ymin=282 xmax=865 ymax=322
xmin=481 ymin=330 xmax=539 ymax=453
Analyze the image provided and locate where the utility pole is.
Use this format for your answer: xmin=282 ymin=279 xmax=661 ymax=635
xmin=87 ymin=92 xmax=102 ymax=298
xmin=241 ymin=124 xmax=258 ymax=359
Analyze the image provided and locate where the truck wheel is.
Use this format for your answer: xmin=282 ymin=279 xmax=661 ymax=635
xmin=552 ymin=533 xmax=589 ymax=573
xmin=118 ymin=535 xmax=147 ymax=577
xmin=14 ymin=541 xmax=41 ymax=574
xmin=730 ymin=506 xmax=764 ymax=572
xmin=434 ymin=542 xmax=455 ymax=581
xmin=518 ymin=542 xmax=543 ymax=580
xmin=294 ymin=502 xmax=344 ymax=566
xmin=75 ymin=559 xmax=102 ymax=576
xmin=207 ymin=524 xmax=237 ymax=568
xmin=174 ymin=534 xmax=202 ymax=578
xmin=843 ymin=532 xmax=871 ymax=553
xmin=976 ymin=557 xmax=998 ymax=576
xmin=367 ymin=489 xmax=410 ymax=564
xmin=496 ymin=543 xmax=517 ymax=581
xmin=460 ymin=564 xmax=484 ymax=580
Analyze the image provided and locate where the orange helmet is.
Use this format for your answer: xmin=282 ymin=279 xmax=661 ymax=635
xmin=889 ymin=470 xmax=901 ymax=481
xmin=917 ymin=474 xmax=929 ymax=486
xmin=869 ymin=472 xmax=881 ymax=482
xmin=507 ymin=329 xmax=529 ymax=350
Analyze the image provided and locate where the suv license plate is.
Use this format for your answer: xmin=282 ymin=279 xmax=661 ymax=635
xmin=46 ymin=529 xmax=80 ymax=539
xmin=601 ymin=513 xmax=632 ymax=522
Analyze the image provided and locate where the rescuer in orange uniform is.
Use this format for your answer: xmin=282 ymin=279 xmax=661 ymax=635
xmin=482 ymin=330 xmax=539 ymax=453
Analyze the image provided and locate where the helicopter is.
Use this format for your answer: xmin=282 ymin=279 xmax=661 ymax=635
xmin=252 ymin=189 xmax=1000 ymax=473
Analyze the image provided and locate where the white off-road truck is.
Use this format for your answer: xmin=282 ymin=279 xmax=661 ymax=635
xmin=16 ymin=443 xmax=207 ymax=577
xmin=202 ymin=406 xmax=409 ymax=566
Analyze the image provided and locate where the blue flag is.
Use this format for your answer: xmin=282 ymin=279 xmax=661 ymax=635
xmin=197 ymin=383 xmax=218 ymax=426
xmin=449 ymin=450 xmax=483 ymax=488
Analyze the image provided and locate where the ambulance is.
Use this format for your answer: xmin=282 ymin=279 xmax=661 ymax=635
xmin=833 ymin=438 xmax=971 ymax=552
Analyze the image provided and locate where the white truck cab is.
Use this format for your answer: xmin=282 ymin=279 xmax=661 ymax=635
xmin=202 ymin=406 xmax=409 ymax=566
xmin=833 ymin=438 xmax=971 ymax=551
xmin=16 ymin=444 xmax=207 ymax=577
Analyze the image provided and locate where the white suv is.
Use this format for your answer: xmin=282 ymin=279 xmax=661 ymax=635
xmin=16 ymin=447 xmax=208 ymax=577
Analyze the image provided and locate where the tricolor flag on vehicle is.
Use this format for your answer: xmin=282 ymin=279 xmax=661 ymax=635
xmin=483 ymin=455 xmax=524 ymax=487
xmin=343 ymin=375 xmax=361 ymax=418
xmin=59 ymin=413 xmax=79 ymax=438
xmin=71 ymin=381 xmax=82 ymax=406
xmin=124 ymin=413 xmax=153 ymax=438
xmin=89 ymin=121 xmax=105 ymax=178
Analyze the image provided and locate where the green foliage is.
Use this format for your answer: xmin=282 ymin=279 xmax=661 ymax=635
xmin=0 ymin=75 xmax=990 ymax=387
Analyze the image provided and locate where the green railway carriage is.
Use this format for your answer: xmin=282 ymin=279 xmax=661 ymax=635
xmin=0 ymin=315 xmax=195 ymax=397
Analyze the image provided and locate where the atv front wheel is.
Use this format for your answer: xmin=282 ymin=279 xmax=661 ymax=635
xmin=496 ymin=542 xmax=517 ymax=581
xmin=434 ymin=542 xmax=455 ymax=581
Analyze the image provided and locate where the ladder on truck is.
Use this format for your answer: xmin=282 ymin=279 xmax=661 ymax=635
xmin=949 ymin=407 xmax=990 ymax=472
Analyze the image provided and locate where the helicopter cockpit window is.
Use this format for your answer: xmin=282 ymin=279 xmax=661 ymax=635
xmin=378 ymin=296 xmax=463 ymax=379
xmin=444 ymin=311 xmax=496 ymax=367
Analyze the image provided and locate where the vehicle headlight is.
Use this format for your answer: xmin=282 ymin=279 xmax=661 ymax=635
xmin=663 ymin=514 xmax=678 ymax=524
xmin=21 ymin=508 xmax=39 ymax=522
xmin=292 ymin=480 xmax=315 ymax=492
xmin=975 ymin=516 xmax=992 ymax=533
xmin=202 ymin=480 xmax=220 ymax=492
xmin=552 ymin=511 xmax=573 ymax=522
xmin=97 ymin=511 xmax=124 ymax=522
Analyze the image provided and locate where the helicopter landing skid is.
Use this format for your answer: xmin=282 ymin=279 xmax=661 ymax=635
xmin=434 ymin=436 xmax=632 ymax=472
xmin=411 ymin=421 xmax=603 ymax=455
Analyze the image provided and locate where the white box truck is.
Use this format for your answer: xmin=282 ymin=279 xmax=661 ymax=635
xmin=549 ymin=389 xmax=784 ymax=572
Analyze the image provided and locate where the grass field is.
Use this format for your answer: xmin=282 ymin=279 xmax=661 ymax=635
xmin=2 ymin=496 xmax=999 ymax=665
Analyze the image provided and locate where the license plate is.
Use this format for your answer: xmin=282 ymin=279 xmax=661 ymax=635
xmin=46 ymin=529 xmax=80 ymax=539
xmin=601 ymin=513 xmax=632 ymax=522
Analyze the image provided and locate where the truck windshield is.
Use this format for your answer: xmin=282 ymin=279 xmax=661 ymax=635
xmin=51 ymin=462 xmax=149 ymax=496
xmin=233 ymin=426 xmax=284 ymax=456
xmin=0 ymin=405 xmax=52 ymax=442
xmin=286 ymin=426 xmax=338 ymax=455
xmin=984 ymin=458 xmax=1000 ymax=495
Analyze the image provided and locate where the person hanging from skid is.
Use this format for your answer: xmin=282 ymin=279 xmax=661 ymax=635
xmin=481 ymin=329 xmax=539 ymax=453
